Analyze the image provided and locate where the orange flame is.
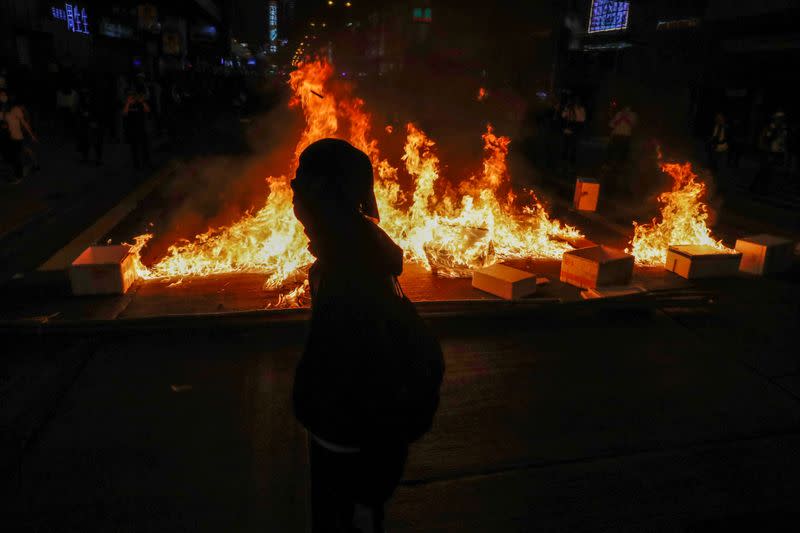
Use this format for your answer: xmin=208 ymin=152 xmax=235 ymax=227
xmin=131 ymin=58 xmax=582 ymax=296
xmin=626 ymin=162 xmax=734 ymax=265
xmin=477 ymin=87 xmax=488 ymax=102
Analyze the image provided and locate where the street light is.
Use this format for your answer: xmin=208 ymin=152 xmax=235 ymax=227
xmin=328 ymin=1 xmax=333 ymax=5
xmin=346 ymin=1 xmax=352 ymax=6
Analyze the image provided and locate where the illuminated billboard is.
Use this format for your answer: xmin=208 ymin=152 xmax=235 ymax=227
xmin=268 ymin=1 xmax=278 ymax=53
xmin=52 ymin=3 xmax=90 ymax=34
xmin=587 ymin=0 xmax=630 ymax=33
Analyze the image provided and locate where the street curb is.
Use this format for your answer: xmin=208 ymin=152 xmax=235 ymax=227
xmin=0 ymin=290 xmax=714 ymax=337
xmin=37 ymin=160 xmax=181 ymax=273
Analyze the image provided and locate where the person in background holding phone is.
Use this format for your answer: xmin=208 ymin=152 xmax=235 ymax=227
xmin=122 ymin=80 xmax=151 ymax=170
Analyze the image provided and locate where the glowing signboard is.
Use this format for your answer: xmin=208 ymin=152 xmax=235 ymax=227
xmin=587 ymin=0 xmax=629 ymax=33
xmin=52 ymin=3 xmax=90 ymax=34
xmin=268 ymin=1 xmax=278 ymax=53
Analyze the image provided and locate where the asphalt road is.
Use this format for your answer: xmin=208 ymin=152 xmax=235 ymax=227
xmin=4 ymin=273 xmax=799 ymax=531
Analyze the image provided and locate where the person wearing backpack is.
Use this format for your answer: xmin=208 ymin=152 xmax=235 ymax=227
xmin=291 ymin=139 xmax=444 ymax=533
xmin=1 ymin=89 xmax=38 ymax=184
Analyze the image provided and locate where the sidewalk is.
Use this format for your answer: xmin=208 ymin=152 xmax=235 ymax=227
xmin=0 ymin=106 xmax=246 ymax=284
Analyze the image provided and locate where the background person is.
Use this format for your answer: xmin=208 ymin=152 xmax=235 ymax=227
xmin=608 ymin=103 xmax=637 ymax=164
xmin=560 ymin=95 xmax=586 ymax=173
xmin=1 ymin=89 xmax=38 ymax=184
xmin=606 ymin=103 xmax=638 ymax=195
xmin=752 ymin=110 xmax=788 ymax=194
xmin=122 ymin=81 xmax=152 ymax=170
xmin=55 ymin=78 xmax=77 ymax=143
xmin=76 ymin=83 xmax=104 ymax=165
xmin=707 ymin=112 xmax=729 ymax=173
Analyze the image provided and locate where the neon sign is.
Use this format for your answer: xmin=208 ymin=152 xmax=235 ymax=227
xmin=268 ymin=1 xmax=278 ymax=53
xmin=52 ymin=3 xmax=90 ymax=34
xmin=587 ymin=0 xmax=629 ymax=33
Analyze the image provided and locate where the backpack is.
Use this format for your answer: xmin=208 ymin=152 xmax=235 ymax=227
xmin=294 ymin=272 xmax=445 ymax=447
xmin=374 ymin=278 xmax=445 ymax=444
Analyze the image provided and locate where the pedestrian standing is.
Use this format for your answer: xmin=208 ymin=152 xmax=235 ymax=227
xmin=55 ymin=80 xmax=77 ymax=143
xmin=752 ymin=111 xmax=788 ymax=195
xmin=76 ymin=84 xmax=104 ymax=165
xmin=726 ymin=116 xmax=744 ymax=169
xmin=607 ymin=103 xmax=638 ymax=194
xmin=122 ymin=81 xmax=152 ymax=170
xmin=292 ymin=139 xmax=444 ymax=533
xmin=561 ymin=95 xmax=586 ymax=172
xmin=608 ymin=104 xmax=637 ymax=163
xmin=707 ymin=113 xmax=729 ymax=183
xmin=1 ymin=89 xmax=39 ymax=184
xmin=21 ymin=104 xmax=40 ymax=174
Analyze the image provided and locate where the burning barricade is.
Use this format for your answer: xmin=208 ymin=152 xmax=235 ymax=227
xmin=129 ymin=58 xmax=581 ymax=304
xmin=120 ymin=58 xmax=760 ymax=308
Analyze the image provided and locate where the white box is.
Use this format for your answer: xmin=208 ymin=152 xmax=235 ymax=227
xmin=70 ymin=245 xmax=137 ymax=295
xmin=472 ymin=264 xmax=537 ymax=300
xmin=665 ymin=245 xmax=742 ymax=279
xmin=573 ymin=178 xmax=600 ymax=212
xmin=735 ymin=234 xmax=794 ymax=275
xmin=560 ymin=246 xmax=634 ymax=289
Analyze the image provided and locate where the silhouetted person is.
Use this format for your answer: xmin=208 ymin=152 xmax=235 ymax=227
xmin=608 ymin=103 xmax=637 ymax=164
xmin=291 ymin=139 xmax=444 ymax=533
xmin=560 ymin=95 xmax=586 ymax=173
xmin=76 ymin=85 xmax=104 ymax=165
xmin=1 ymin=89 xmax=38 ymax=184
xmin=752 ymin=111 xmax=788 ymax=195
xmin=707 ymin=113 xmax=728 ymax=174
xmin=123 ymin=81 xmax=151 ymax=170
xmin=607 ymin=103 xmax=638 ymax=195
xmin=55 ymin=79 xmax=77 ymax=143
xmin=726 ymin=116 xmax=745 ymax=169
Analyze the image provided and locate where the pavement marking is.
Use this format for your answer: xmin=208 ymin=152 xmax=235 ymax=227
xmin=38 ymin=161 xmax=181 ymax=272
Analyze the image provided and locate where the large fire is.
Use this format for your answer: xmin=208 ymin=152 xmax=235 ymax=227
xmin=626 ymin=161 xmax=734 ymax=265
xmin=130 ymin=59 xmax=581 ymax=296
xmin=129 ymin=59 xmax=732 ymax=304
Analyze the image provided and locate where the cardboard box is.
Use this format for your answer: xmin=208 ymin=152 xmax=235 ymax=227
xmin=70 ymin=245 xmax=137 ymax=295
xmin=735 ymin=234 xmax=794 ymax=275
xmin=573 ymin=178 xmax=600 ymax=212
xmin=560 ymin=246 xmax=634 ymax=289
xmin=472 ymin=264 xmax=537 ymax=300
xmin=665 ymin=245 xmax=742 ymax=279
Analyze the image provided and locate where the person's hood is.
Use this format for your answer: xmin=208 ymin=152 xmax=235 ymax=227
xmin=292 ymin=139 xmax=402 ymax=276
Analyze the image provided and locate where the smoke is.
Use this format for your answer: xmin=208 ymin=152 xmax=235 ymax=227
xmin=136 ymin=93 xmax=304 ymax=265
xmin=135 ymin=63 xmax=550 ymax=266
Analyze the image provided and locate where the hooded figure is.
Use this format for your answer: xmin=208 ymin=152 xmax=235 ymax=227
xmin=291 ymin=139 xmax=441 ymax=533
xmin=291 ymin=138 xmax=398 ymax=285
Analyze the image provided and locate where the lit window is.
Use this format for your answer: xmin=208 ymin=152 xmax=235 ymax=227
xmin=587 ymin=0 xmax=629 ymax=33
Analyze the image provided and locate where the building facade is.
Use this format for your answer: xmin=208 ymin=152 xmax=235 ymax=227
xmin=1 ymin=0 xmax=226 ymax=77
